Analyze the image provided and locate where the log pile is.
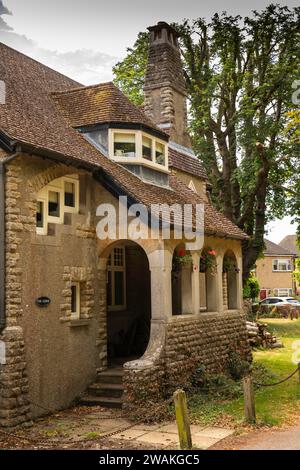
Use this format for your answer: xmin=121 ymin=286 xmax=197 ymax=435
xmin=246 ymin=321 xmax=283 ymax=349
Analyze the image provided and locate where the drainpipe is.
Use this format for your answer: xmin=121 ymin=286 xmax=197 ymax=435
xmin=0 ymin=154 xmax=19 ymax=334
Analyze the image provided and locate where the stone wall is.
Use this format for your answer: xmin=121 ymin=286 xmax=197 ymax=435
xmin=122 ymin=311 xmax=251 ymax=411
xmin=0 ymin=155 xmax=108 ymax=425
xmin=165 ymin=312 xmax=251 ymax=382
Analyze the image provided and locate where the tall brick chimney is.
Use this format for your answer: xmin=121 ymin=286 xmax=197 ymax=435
xmin=144 ymin=22 xmax=191 ymax=148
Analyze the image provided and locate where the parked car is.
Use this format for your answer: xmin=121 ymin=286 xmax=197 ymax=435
xmin=260 ymin=297 xmax=300 ymax=306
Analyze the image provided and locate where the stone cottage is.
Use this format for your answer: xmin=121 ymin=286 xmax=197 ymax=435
xmin=0 ymin=22 xmax=250 ymax=427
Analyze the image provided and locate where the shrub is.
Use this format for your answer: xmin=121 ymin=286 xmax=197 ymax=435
xmin=226 ymin=349 xmax=251 ymax=380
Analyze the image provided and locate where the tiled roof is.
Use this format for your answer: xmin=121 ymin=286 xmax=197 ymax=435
xmin=52 ymin=82 xmax=166 ymax=136
xmin=0 ymin=42 xmax=247 ymax=240
xmin=279 ymin=235 xmax=300 ymax=256
xmin=264 ymin=239 xmax=296 ymax=256
xmin=168 ymin=146 xmax=207 ymax=180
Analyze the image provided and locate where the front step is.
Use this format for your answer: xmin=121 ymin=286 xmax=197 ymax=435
xmin=80 ymin=395 xmax=123 ymax=408
xmin=79 ymin=367 xmax=124 ymax=408
xmin=88 ymin=383 xmax=123 ymax=398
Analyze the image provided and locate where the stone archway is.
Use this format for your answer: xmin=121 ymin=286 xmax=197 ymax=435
xmin=99 ymin=240 xmax=151 ymax=366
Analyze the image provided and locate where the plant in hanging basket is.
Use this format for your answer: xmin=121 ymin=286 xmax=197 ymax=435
xmin=223 ymin=258 xmax=239 ymax=273
xmin=173 ymin=248 xmax=192 ymax=269
xmin=200 ymin=250 xmax=217 ymax=273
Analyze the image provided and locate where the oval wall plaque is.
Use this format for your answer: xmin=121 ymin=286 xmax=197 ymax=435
xmin=36 ymin=297 xmax=51 ymax=308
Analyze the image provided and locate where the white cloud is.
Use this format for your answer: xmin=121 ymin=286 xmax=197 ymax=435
xmin=0 ymin=1 xmax=117 ymax=85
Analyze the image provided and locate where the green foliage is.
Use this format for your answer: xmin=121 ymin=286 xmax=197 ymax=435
xmin=243 ymin=275 xmax=260 ymax=300
xmin=113 ymin=5 xmax=300 ymax=279
xmin=113 ymin=32 xmax=149 ymax=106
xmin=293 ymin=258 xmax=300 ymax=285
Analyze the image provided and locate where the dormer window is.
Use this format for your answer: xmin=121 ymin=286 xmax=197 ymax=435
xmin=109 ymin=129 xmax=168 ymax=172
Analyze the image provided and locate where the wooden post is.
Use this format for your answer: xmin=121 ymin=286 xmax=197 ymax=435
xmin=173 ymin=389 xmax=192 ymax=450
xmin=243 ymin=375 xmax=256 ymax=424
xmin=298 ymin=363 xmax=300 ymax=384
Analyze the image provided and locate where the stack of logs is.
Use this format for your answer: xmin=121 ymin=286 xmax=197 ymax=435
xmin=246 ymin=321 xmax=283 ymax=349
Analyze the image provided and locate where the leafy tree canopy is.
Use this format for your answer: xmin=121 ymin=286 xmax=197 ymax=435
xmin=113 ymin=4 xmax=300 ymax=280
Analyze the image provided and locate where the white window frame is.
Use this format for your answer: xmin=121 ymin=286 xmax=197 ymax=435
xmin=272 ymin=258 xmax=292 ymax=272
xmin=108 ymin=129 xmax=169 ymax=173
xmin=70 ymin=282 xmax=81 ymax=320
xmin=36 ymin=175 xmax=79 ymax=235
xmin=47 ymin=186 xmax=64 ymax=224
xmin=36 ymin=198 xmax=47 ymax=236
xmin=63 ymin=177 xmax=79 ymax=213
xmin=107 ymin=247 xmax=126 ymax=312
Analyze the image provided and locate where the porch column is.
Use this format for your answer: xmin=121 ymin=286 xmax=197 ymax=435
xmin=236 ymin=253 xmax=243 ymax=310
xmin=148 ymin=249 xmax=173 ymax=320
xmin=191 ymin=253 xmax=200 ymax=315
xmin=216 ymin=253 xmax=224 ymax=314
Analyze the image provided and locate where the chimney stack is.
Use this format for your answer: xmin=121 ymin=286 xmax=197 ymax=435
xmin=144 ymin=22 xmax=191 ymax=148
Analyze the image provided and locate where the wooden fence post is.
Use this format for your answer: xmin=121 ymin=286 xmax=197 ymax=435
xmin=243 ymin=375 xmax=256 ymax=424
xmin=173 ymin=389 xmax=192 ymax=450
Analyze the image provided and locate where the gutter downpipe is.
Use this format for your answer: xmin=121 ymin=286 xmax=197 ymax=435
xmin=0 ymin=153 xmax=19 ymax=334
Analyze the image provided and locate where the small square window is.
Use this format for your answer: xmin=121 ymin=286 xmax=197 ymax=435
xmin=48 ymin=191 xmax=60 ymax=218
xmin=71 ymin=283 xmax=80 ymax=319
xmin=65 ymin=181 xmax=75 ymax=208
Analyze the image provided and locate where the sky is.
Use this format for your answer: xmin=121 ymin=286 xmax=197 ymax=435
xmin=0 ymin=0 xmax=298 ymax=243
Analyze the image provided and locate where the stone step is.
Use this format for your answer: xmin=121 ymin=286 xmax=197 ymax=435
xmin=88 ymin=383 xmax=124 ymax=398
xmin=96 ymin=369 xmax=124 ymax=385
xmin=79 ymin=395 xmax=123 ymax=408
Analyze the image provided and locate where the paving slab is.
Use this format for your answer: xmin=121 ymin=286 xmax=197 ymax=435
xmin=197 ymin=427 xmax=233 ymax=440
xmin=136 ymin=431 xmax=179 ymax=447
xmin=192 ymin=435 xmax=220 ymax=449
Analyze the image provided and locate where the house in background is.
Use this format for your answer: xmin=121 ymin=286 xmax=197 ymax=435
xmin=255 ymin=239 xmax=297 ymax=300
xmin=279 ymin=235 xmax=300 ymax=295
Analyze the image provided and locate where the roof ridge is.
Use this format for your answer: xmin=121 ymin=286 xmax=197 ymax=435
xmin=51 ymin=81 xmax=115 ymax=96
xmin=0 ymin=41 xmax=81 ymax=88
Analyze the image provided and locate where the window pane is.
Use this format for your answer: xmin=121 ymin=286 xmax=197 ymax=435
xmin=36 ymin=201 xmax=44 ymax=228
xmin=71 ymin=285 xmax=77 ymax=313
xmin=48 ymin=191 xmax=60 ymax=217
xmin=114 ymin=133 xmax=136 ymax=157
xmin=114 ymin=271 xmax=124 ymax=306
xmin=107 ymin=271 xmax=112 ymax=306
xmin=65 ymin=182 xmax=75 ymax=208
xmin=114 ymin=248 xmax=124 ymax=267
xmin=155 ymin=142 xmax=165 ymax=165
xmin=142 ymin=136 xmax=152 ymax=161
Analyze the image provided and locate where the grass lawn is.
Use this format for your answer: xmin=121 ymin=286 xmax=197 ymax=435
xmin=189 ymin=318 xmax=300 ymax=429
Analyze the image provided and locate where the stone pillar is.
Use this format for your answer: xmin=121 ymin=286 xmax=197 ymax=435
xmin=236 ymin=254 xmax=243 ymax=310
xmin=191 ymin=253 xmax=200 ymax=315
xmin=216 ymin=254 xmax=224 ymax=314
xmin=148 ymin=249 xmax=173 ymax=320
